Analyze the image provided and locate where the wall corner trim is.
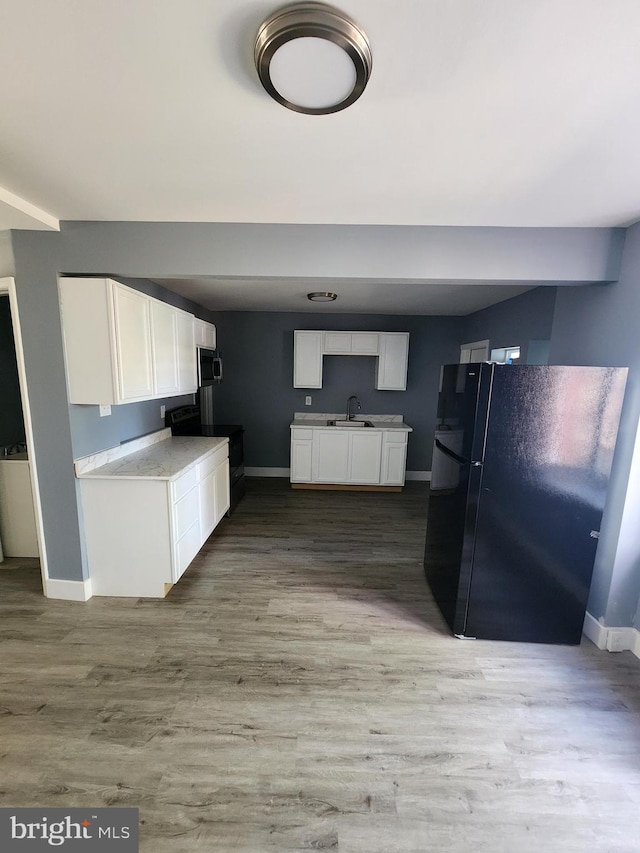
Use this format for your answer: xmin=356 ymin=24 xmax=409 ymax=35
xmin=44 ymin=577 xmax=92 ymax=602
xmin=583 ymin=611 xmax=640 ymax=659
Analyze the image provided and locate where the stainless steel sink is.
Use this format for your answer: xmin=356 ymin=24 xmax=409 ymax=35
xmin=326 ymin=419 xmax=374 ymax=428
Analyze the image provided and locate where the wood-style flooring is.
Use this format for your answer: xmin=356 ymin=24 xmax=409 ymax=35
xmin=2 ymin=479 xmax=640 ymax=852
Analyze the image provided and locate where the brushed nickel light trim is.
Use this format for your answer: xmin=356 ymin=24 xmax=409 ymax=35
xmin=307 ymin=291 xmax=338 ymax=302
xmin=255 ymin=2 xmax=372 ymax=115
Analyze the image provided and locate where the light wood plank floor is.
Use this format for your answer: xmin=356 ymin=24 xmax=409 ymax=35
xmin=2 ymin=479 xmax=640 ymax=852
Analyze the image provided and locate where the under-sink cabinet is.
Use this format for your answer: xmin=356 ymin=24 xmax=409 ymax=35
xmin=59 ymin=277 xmax=198 ymax=405
xmin=290 ymin=424 xmax=409 ymax=488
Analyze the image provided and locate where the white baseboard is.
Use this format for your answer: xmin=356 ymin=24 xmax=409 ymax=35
xmin=583 ymin=611 xmax=640 ymax=658
xmin=246 ymin=468 xmax=433 ymax=482
xmin=44 ymin=577 xmax=93 ymax=601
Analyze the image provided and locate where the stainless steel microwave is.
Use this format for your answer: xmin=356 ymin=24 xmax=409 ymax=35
xmin=198 ymin=348 xmax=222 ymax=385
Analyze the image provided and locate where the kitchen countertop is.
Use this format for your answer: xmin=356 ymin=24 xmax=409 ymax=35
xmin=290 ymin=412 xmax=413 ymax=432
xmin=0 ymin=453 xmax=29 ymax=462
xmin=76 ymin=435 xmax=228 ymax=481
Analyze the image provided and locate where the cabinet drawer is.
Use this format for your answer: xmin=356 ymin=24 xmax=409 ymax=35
xmin=292 ymin=428 xmax=313 ymax=440
xmin=383 ymin=431 xmax=408 ymax=444
xmin=172 ymin=466 xmax=197 ymax=501
xmin=174 ymin=519 xmax=201 ymax=580
xmin=197 ymin=443 xmax=229 ymax=480
xmin=173 ymin=484 xmax=200 ymax=539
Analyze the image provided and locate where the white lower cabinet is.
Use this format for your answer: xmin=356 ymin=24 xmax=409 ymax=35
xmin=198 ymin=449 xmax=231 ymax=540
xmin=292 ymin=427 xmax=408 ymax=486
xmin=382 ymin=434 xmax=408 ymax=485
xmin=314 ymin=430 xmax=350 ymax=483
xmin=82 ymin=443 xmax=229 ymax=597
xmin=0 ymin=459 xmax=39 ymax=558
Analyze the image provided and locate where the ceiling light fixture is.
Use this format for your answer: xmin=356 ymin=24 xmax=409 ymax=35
xmin=255 ymin=2 xmax=372 ymax=115
xmin=307 ymin=291 xmax=338 ymax=302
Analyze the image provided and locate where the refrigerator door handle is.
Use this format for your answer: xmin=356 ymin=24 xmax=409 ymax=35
xmin=434 ymin=438 xmax=481 ymax=468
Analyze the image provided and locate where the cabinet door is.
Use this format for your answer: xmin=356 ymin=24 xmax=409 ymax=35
xmin=204 ymin=323 xmax=216 ymax=349
xmin=0 ymin=461 xmax=39 ymax=558
xmin=213 ymin=460 xmax=230 ymax=524
xmin=294 ymin=331 xmax=323 ymax=388
xmin=112 ymin=284 xmax=154 ymax=401
xmin=323 ymin=332 xmax=352 ymax=354
xmin=150 ymin=300 xmax=180 ymax=396
xmin=176 ymin=310 xmax=197 ymax=393
xmin=349 ymin=431 xmax=383 ymax=484
xmin=291 ymin=439 xmax=313 ymax=482
xmin=351 ymin=332 xmax=379 ymax=354
xmin=382 ymin=439 xmax=408 ymax=485
xmin=313 ymin=430 xmax=350 ymax=483
xmin=194 ymin=319 xmax=217 ymax=349
xmin=199 ymin=470 xmax=217 ymax=539
xmin=376 ymin=333 xmax=409 ymax=391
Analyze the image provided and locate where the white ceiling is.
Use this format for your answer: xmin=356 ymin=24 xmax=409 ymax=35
xmin=153 ymin=276 xmax=536 ymax=315
xmin=1 ymin=1 xmax=639 ymax=313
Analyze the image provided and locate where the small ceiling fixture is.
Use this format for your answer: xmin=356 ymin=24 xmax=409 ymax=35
xmin=307 ymin=291 xmax=338 ymax=302
xmin=255 ymin=2 xmax=372 ymax=115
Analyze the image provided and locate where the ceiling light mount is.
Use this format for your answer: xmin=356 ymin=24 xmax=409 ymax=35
xmin=255 ymin=2 xmax=372 ymax=115
xmin=307 ymin=291 xmax=338 ymax=302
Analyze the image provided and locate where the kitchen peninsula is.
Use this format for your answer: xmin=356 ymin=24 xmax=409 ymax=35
xmin=76 ymin=429 xmax=229 ymax=597
xmin=290 ymin=413 xmax=412 ymax=490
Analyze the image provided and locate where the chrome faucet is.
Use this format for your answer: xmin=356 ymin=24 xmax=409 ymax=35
xmin=347 ymin=395 xmax=361 ymax=421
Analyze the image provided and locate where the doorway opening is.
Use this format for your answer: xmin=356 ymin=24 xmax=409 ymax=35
xmin=0 ymin=277 xmax=47 ymax=592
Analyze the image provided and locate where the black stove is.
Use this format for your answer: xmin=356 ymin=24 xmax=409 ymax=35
xmin=165 ymin=405 xmax=245 ymax=513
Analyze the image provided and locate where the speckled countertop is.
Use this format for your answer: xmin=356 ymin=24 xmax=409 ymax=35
xmin=290 ymin=413 xmax=413 ymax=432
xmin=76 ymin=435 xmax=228 ymax=481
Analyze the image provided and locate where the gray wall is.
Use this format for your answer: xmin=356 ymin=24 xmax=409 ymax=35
xmin=0 ymin=296 xmax=26 ymax=447
xmin=460 ymin=286 xmax=557 ymax=363
xmin=10 ymin=231 xmax=86 ymax=581
xmin=549 ymin=223 xmax=640 ymax=628
xmin=0 ymin=231 xmax=15 ymax=276
xmin=57 ymin=222 xmax=625 ymax=283
xmin=209 ymin=312 xmax=460 ymax=471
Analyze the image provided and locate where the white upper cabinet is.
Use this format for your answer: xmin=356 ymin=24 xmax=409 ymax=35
xmin=376 ymin=333 xmax=410 ymax=391
xmin=150 ymin=299 xmax=180 ymax=397
xmin=59 ymin=277 xmax=198 ymax=405
xmin=194 ymin=318 xmax=216 ymax=349
xmin=293 ymin=329 xmax=409 ymax=390
xmin=176 ymin=309 xmax=198 ymax=394
xmin=106 ymin=282 xmax=154 ymax=402
xmin=323 ymin=332 xmax=379 ymax=355
xmin=293 ymin=330 xmax=324 ymax=389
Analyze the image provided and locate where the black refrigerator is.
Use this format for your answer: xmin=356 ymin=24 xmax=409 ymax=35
xmin=424 ymin=363 xmax=627 ymax=644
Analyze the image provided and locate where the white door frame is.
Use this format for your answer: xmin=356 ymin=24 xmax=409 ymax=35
xmin=0 ymin=276 xmax=49 ymax=593
xmin=460 ymin=339 xmax=490 ymax=364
